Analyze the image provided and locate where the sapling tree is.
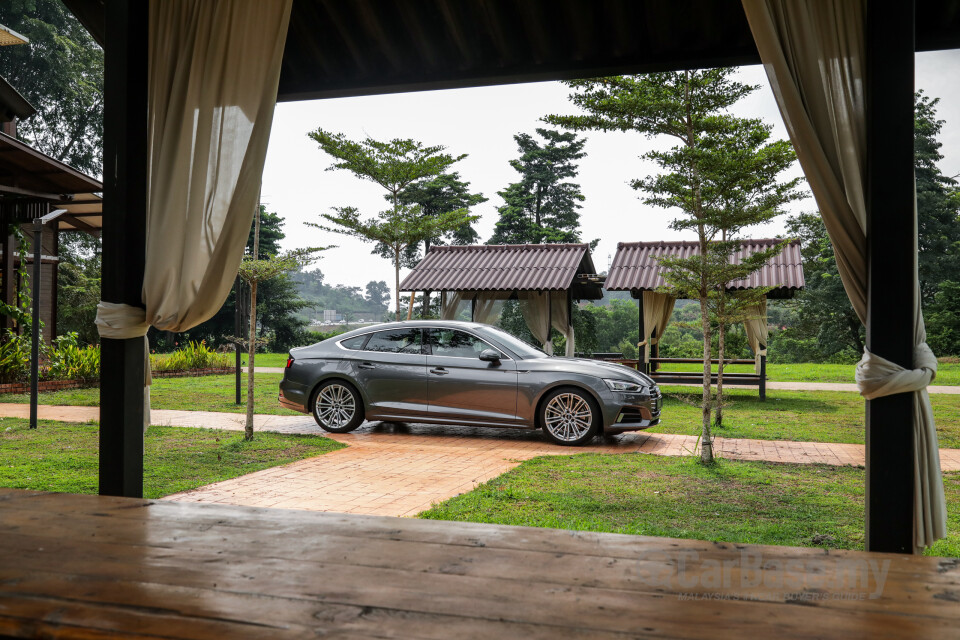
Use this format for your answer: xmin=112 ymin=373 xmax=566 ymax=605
xmin=237 ymin=209 xmax=322 ymax=440
xmin=546 ymin=70 xmax=802 ymax=462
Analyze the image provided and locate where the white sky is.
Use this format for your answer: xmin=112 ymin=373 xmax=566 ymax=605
xmin=261 ymin=50 xmax=960 ymax=293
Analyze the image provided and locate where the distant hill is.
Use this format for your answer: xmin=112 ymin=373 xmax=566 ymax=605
xmin=292 ymin=269 xmax=389 ymax=325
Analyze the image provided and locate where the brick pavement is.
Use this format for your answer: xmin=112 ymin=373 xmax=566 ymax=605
xmin=2 ymin=402 xmax=958 ymax=517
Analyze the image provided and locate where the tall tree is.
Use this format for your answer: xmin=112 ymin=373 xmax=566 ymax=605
xmin=0 ymin=1 xmax=103 ymax=176
xmin=308 ymin=131 xmax=478 ymax=319
xmin=488 ymin=128 xmax=587 ymax=245
xmin=546 ymin=71 xmax=801 ymax=462
xmin=915 ymin=91 xmax=960 ymax=306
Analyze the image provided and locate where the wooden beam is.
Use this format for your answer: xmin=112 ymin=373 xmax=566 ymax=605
xmin=59 ymin=213 xmax=100 ymax=237
xmin=864 ymin=0 xmax=916 ymax=553
xmin=99 ymin=0 xmax=148 ymax=499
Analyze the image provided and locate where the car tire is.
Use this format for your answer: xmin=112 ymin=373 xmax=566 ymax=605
xmin=311 ymin=380 xmax=364 ymax=433
xmin=539 ymin=387 xmax=601 ymax=446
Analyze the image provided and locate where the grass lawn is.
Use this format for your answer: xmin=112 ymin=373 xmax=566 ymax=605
xmin=653 ymin=386 xmax=960 ymax=448
xmin=656 ymin=361 xmax=960 ymax=385
xmin=419 ymin=453 xmax=960 ymax=558
xmin=0 ymin=417 xmax=344 ymax=498
xmin=245 ymin=352 xmax=290 ymax=368
xmin=0 ymin=374 xmax=301 ymax=416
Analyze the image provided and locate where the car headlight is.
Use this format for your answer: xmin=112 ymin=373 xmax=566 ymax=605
xmin=603 ymin=378 xmax=645 ymax=393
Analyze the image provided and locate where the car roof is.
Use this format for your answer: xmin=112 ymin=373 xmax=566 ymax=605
xmin=338 ymin=320 xmax=489 ymax=336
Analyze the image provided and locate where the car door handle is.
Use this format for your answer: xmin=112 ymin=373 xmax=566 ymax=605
xmin=429 ymin=367 xmax=449 ymax=376
xmin=358 ymin=362 xmax=376 ymax=370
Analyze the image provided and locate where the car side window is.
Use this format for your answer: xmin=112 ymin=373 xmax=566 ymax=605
xmin=429 ymin=329 xmax=500 ymax=359
xmin=365 ymin=329 xmax=422 ymax=354
xmin=339 ymin=335 xmax=368 ymax=350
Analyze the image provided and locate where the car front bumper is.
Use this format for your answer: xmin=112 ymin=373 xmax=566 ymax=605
xmin=603 ymin=388 xmax=662 ymax=433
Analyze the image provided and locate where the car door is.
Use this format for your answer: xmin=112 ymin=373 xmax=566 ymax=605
xmin=425 ymin=328 xmax=519 ymax=424
xmin=350 ymin=328 xmax=428 ymax=418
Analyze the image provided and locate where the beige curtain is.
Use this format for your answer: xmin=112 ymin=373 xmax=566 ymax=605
xmin=742 ymin=298 xmax=768 ymax=373
xmin=519 ymin=291 xmax=553 ymax=355
xmin=639 ymin=291 xmax=675 ymax=363
xmin=440 ymin=291 xmax=465 ymax=320
xmin=550 ymin=292 xmax=575 ymax=357
xmin=743 ymin=0 xmax=946 ymax=550
xmin=95 ymin=0 xmax=293 ymax=431
xmin=472 ymin=291 xmax=509 ymax=326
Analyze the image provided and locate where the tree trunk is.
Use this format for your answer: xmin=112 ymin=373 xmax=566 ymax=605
xmin=245 ymin=279 xmax=257 ymax=441
xmin=394 ymin=246 xmax=402 ymax=321
xmin=244 ymin=206 xmax=261 ymax=441
xmin=715 ymin=311 xmax=726 ymax=428
xmin=699 ymin=286 xmax=714 ymax=464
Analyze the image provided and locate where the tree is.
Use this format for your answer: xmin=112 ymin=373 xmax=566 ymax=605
xmin=488 ymin=129 xmax=587 ymax=245
xmin=308 ymin=131 xmax=478 ymax=319
xmin=238 ymin=209 xmax=322 ymax=440
xmin=364 ymin=280 xmax=391 ymax=310
xmin=915 ymin=91 xmax=960 ymax=306
xmin=546 ymin=71 xmax=801 ymax=462
xmin=0 ymin=1 xmax=103 ymax=176
xmin=56 ymin=231 xmax=101 ymax=345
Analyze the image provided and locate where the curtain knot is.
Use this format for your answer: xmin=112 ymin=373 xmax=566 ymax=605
xmin=855 ymin=343 xmax=938 ymax=400
xmin=95 ymin=302 xmax=150 ymax=339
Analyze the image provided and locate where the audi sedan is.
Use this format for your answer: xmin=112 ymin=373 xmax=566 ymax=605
xmin=278 ymin=320 xmax=662 ymax=446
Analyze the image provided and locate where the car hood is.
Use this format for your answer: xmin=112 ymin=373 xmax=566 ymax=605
xmin=525 ymin=356 xmax=656 ymax=386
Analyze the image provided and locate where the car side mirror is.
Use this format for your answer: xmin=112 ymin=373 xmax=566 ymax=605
xmin=479 ymin=349 xmax=501 ymax=363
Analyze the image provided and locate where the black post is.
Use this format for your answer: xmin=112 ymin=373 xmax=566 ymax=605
xmin=759 ymin=353 xmax=766 ymax=402
xmin=28 ymin=220 xmax=41 ymax=429
xmin=99 ymin=0 xmax=148 ymax=498
xmin=235 ymin=277 xmax=242 ymax=404
xmin=1 ymin=233 xmax=14 ymax=333
xmin=865 ymin=0 xmax=916 ymax=553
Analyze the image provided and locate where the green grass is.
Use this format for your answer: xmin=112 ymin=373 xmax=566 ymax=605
xmin=0 ymin=374 xmax=301 ymax=416
xmin=419 ymin=453 xmax=960 ymax=558
xmin=0 ymin=417 xmax=345 ymax=498
xmin=655 ymin=361 xmax=960 ymax=385
xmin=246 ymin=352 xmax=290 ymax=368
xmin=653 ymin=386 xmax=960 ymax=448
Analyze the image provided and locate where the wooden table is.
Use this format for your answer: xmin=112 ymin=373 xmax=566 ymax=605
xmin=0 ymin=488 xmax=957 ymax=639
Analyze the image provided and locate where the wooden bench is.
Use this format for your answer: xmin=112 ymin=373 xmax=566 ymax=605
xmin=591 ymin=355 xmax=768 ymax=400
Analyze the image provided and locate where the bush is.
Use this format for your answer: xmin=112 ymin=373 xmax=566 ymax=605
xmin=46 ymin=332 xmax=100 ymax=381
xmin=151 ymin=340 xmax=231 ymax=372
xmin=0 ymin=330 xmax=31 ymax=383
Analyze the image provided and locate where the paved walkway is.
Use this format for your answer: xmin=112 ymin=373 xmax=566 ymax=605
xmin=3 ymin=402 xmax=960 ymax=518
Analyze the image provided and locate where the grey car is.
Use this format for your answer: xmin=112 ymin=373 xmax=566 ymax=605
xmin=278 ymin=320 xmax=662 ymax=446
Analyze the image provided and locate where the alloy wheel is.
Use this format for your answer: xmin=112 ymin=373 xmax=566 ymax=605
xmin=316 ymin=384 xmax=356 ymax=428
xmin=544 ymin=393 xmax=593 ymax=442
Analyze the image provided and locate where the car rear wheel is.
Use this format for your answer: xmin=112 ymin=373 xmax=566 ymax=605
xmin=540 ymin=387 xmax=600 ymax=446
xmin=312 ymin=380 xmax=364 ymax=433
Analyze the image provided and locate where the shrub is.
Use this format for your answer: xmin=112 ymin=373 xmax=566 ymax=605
xmin=46 ymin=332 xmax=100 ymax=381
xmin=0 ymin=330 xmax=31 ymax=383
xmin=151 ymin=340 xmax=231 ymax=372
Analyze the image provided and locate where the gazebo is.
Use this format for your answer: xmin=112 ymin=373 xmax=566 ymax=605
xmin=2 ymin=0 xmax=957 ymax=635
xmin=605 ymin=238 xmax=804 ymax=397
xmin=399 ymin=243 xmax=603 ymax=355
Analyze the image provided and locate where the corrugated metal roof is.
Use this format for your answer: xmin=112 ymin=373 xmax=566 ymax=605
xmin=400 ymin=243 xmax=596 ymax=292
xmin=605 ymin=239 xmax=804 ymax=296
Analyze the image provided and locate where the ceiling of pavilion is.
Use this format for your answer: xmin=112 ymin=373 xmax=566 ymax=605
xmin=65 ymin=0 xmax=960 ymax=101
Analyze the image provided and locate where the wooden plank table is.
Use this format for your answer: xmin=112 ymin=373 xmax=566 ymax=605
xmin=0 ymin=488 xmax=957 ymax=639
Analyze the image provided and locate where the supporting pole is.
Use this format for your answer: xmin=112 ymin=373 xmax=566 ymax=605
xmin=235 ymin=277 xmax=242 ymax=405
xmin=28 ymin=220 xmax=41 ymax=429
xmin=636 ymin=292 xmax=646 ymax=374
xmin=99 ymin=0 xmax=148 ymax=498
xmin=864 ymin=0 xmax=915 ymax=553
xmin=1 ymin=232 xmax=13 ymax=333
xmin=407 ymin=291 xmax=416 ymax=320
xmin=759 ymin=353 xmax=766 ymax=402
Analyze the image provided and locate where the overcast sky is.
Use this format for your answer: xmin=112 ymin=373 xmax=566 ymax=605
xmin=261 ymin=50 xmax=960 ymax=295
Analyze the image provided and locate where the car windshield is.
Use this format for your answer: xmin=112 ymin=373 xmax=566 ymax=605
xmin=476 ymin=326 xmax=547 ymax=359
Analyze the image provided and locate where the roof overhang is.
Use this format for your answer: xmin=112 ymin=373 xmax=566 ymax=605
xmin=0 ymin=132 xmax=102 ymax=198
xmin=0 ymin=75 xmax=36 ymax=122
xmin=63 ymin=0 xmax=960 ymax=102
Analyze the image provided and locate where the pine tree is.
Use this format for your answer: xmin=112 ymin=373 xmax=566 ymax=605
xmin=489 ymin=128 xmax=587 ymax=245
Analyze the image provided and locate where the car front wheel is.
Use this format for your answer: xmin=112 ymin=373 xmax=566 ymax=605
xmin=312 ymin=380 xmax=364 ymax=433
xmin=540 ymin=387 xmax=600 ymax=446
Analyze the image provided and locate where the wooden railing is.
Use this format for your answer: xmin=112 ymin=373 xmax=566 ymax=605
xmin=588 ymin=354 xmax=767 ymax=400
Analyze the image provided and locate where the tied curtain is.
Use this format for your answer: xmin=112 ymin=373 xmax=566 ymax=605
xmin=519 ymin=291 xmax=552 ymax=355
xmin=743 ymin=0 xmax=946 ymax=549
xmin=94 ymin=0 xmax=293 ymax=430
xmin=472 ymin=291 xmax=511 ymax=325
xmin=638 ymin=291 xmax=675 ymax=363
xmin=551 ymin=292 xmax=575 ymax=357
xmin=742 ymin=298 xmax=768 ymax=373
